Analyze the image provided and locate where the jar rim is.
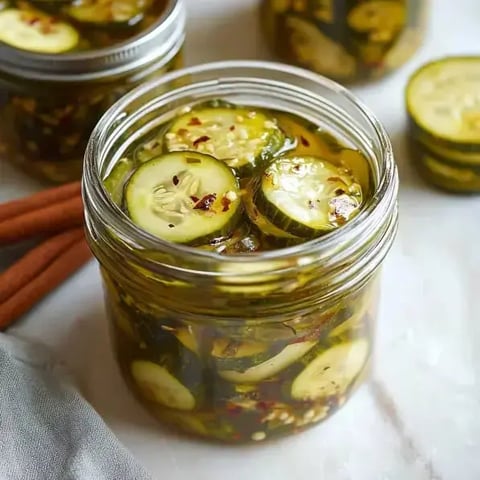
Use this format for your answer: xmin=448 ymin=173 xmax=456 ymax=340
xmin=0 ymin=0 xmax=185 ymax=82
xmin=83 ymin=60 xmax=398 ymax=272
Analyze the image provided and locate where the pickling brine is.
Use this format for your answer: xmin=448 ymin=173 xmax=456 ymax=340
xmin=82 ymin=62 xmax=399 ymax=443
xmin=261 ymin=0 xmax=428 ymax=83
xmin=102 ymin=100 xmax=374 ymax=441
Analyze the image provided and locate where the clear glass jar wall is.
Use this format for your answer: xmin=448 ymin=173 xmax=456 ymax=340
xmin=0 ymin=0 xmax=185 ymax=183
xmin=83 ymin=61 xmax=399 ymax=443
xmin=261 ymin=0 xmax=428 ymax=83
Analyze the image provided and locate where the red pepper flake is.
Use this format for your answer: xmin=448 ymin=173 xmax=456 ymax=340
xmin=190 ymin=195 xmax=199 ymax=203
xmin=335 ymin=188 xmax=346 ymax=195
xmin=293 ymin=165 xmax=301 ymax=172
xmin=172 ymin=175 xmax=179 ymax=186
xmin=194 ymin=193 xmax=217 ymax=211
xmin=188 ymin=117 xmax=202 ymax=126
xmin=186 ymin=157 xmax=201 ymax=164
xmin=221 ymin=195 xmax=232 ymax=212
xmin=229 ymin=125 xmax=236 ymax=131
xmin=300 ymin=135 xmax=310 ymax=147
xmin=168 ymin=224 xmax=175 ymax=228
xmin=193 ymin=135 xmax=210 ymax=147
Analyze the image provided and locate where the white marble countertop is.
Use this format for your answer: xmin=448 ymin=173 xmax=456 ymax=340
xmin=1 ymin=0 xmax=480 ymax=478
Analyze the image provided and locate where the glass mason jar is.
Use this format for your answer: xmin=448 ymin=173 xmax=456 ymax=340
xmin=0 ymin=0 xmax=185 ymax=184
xmin=83 ymin=61 xmax=399 ymax=443
xmin=260 ymin=0 xmax=428 ymax=83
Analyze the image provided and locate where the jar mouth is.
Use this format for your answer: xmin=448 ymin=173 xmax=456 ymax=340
xmin=0 ymin=0 xmax=185 ymax=82
xmin=83 ymin=60 xmax=398 ymax=275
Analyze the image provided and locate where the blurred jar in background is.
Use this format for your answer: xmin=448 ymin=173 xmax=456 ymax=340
xmin=0 ymin=0 xmax=185 ymax=184
xmin=260 ymin=0 xmax=428 ymax=83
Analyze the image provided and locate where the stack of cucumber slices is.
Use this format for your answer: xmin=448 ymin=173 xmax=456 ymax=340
xmin=406 ymin=57 xmax=480 ymax=193
xmin=120 ymin=102 xmax=364 ymax=247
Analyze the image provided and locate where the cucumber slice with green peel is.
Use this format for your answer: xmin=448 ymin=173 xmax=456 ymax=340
xmin=66 ymin=0 xmax=148 ymax=26
xmin=409 ymin=120 xmax=480 ymax=163
xmin=418 ymin=150 xmax=480 ymax=193
xmin=103 ymin=157 xmax=133 ymax=205
xmin=291 ymin=339 xmax=369 ymax=400
xmin=219 ymin=341 xmax=316 ymax=384
xmin=124 ymin=152 xmax=242 ymax=245
xmin=131 ymin=360 xmax=195 ymax=411
xmin=212 ymin=338 xmax=268 ymax=358
xmin=211 ymin=338 xmax=271 ymax=371
xmin=256 ymin=156 xmax=363 ymax=238
xmin=164 ymin=105 xmax=286 ymax=175
xmin=0 ymin=9 xmax=79 ymax=53
xmin=406 ymin=57 xmax=480 ymax=150
xmin=244 ymin=182 xmax=300 ymax=240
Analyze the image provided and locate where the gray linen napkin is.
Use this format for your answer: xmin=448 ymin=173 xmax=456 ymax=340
xmin=0 ymin=333 xmax=152 ymax=480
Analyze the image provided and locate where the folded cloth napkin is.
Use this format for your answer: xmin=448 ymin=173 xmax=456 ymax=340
xmin=0 ymin=333 xmax=152 ymax=480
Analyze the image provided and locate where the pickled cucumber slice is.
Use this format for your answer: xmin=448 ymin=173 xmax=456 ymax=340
xmin=164 ymin=105 xmax=286 ymax=175
xmin=347 ymin=1 xmax=406 ymax=43
xmin=285 ymin=15 xmax=356 ymax=79
xmin=0 ymin=9 xmax=79 ymax=53
xmin=291 ymin=339 xmax=369 ymax=400
xmin=219 ymin=341 xmax=316 ymax=384
xmin=415 ymin=148 xmax=480 ymax=193
xmin=256 ymin=156 xmax=363 ymax=237
xmin=406 ymin=57 xmax=480 ymax=149
xmin=244 ymin=184 xmax=300 ymax=240
xmin=211 ymin=338 xmax=271 ymax=371
xmin=124 ymin=152 xmax=241 ymax=244
xmin=103 ymin=157 xmax=133 ymax=205
xmin=131 ymin=360 xmax=195 ymax=411
xmin=66 ymin=0 xmax=148 ymax=25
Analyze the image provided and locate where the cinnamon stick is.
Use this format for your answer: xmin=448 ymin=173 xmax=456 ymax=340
xmin=0 ymin=195 xmax=84 ymax=246
xmin=0 ymin=181 xmax=81 ymax=223
xmin=0 ymin=227 xmax=85 ymax=303
xmin=0 ymin=237 xmax=92 ymax=331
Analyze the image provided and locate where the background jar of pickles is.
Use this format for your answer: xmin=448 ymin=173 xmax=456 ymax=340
xmin=261 ymin=0 xmax=428 ymax=83
xmin=83 ymin=61 xmax=399 ymax=443
xmin=0 ymin=0 xmax=185 ymax=184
